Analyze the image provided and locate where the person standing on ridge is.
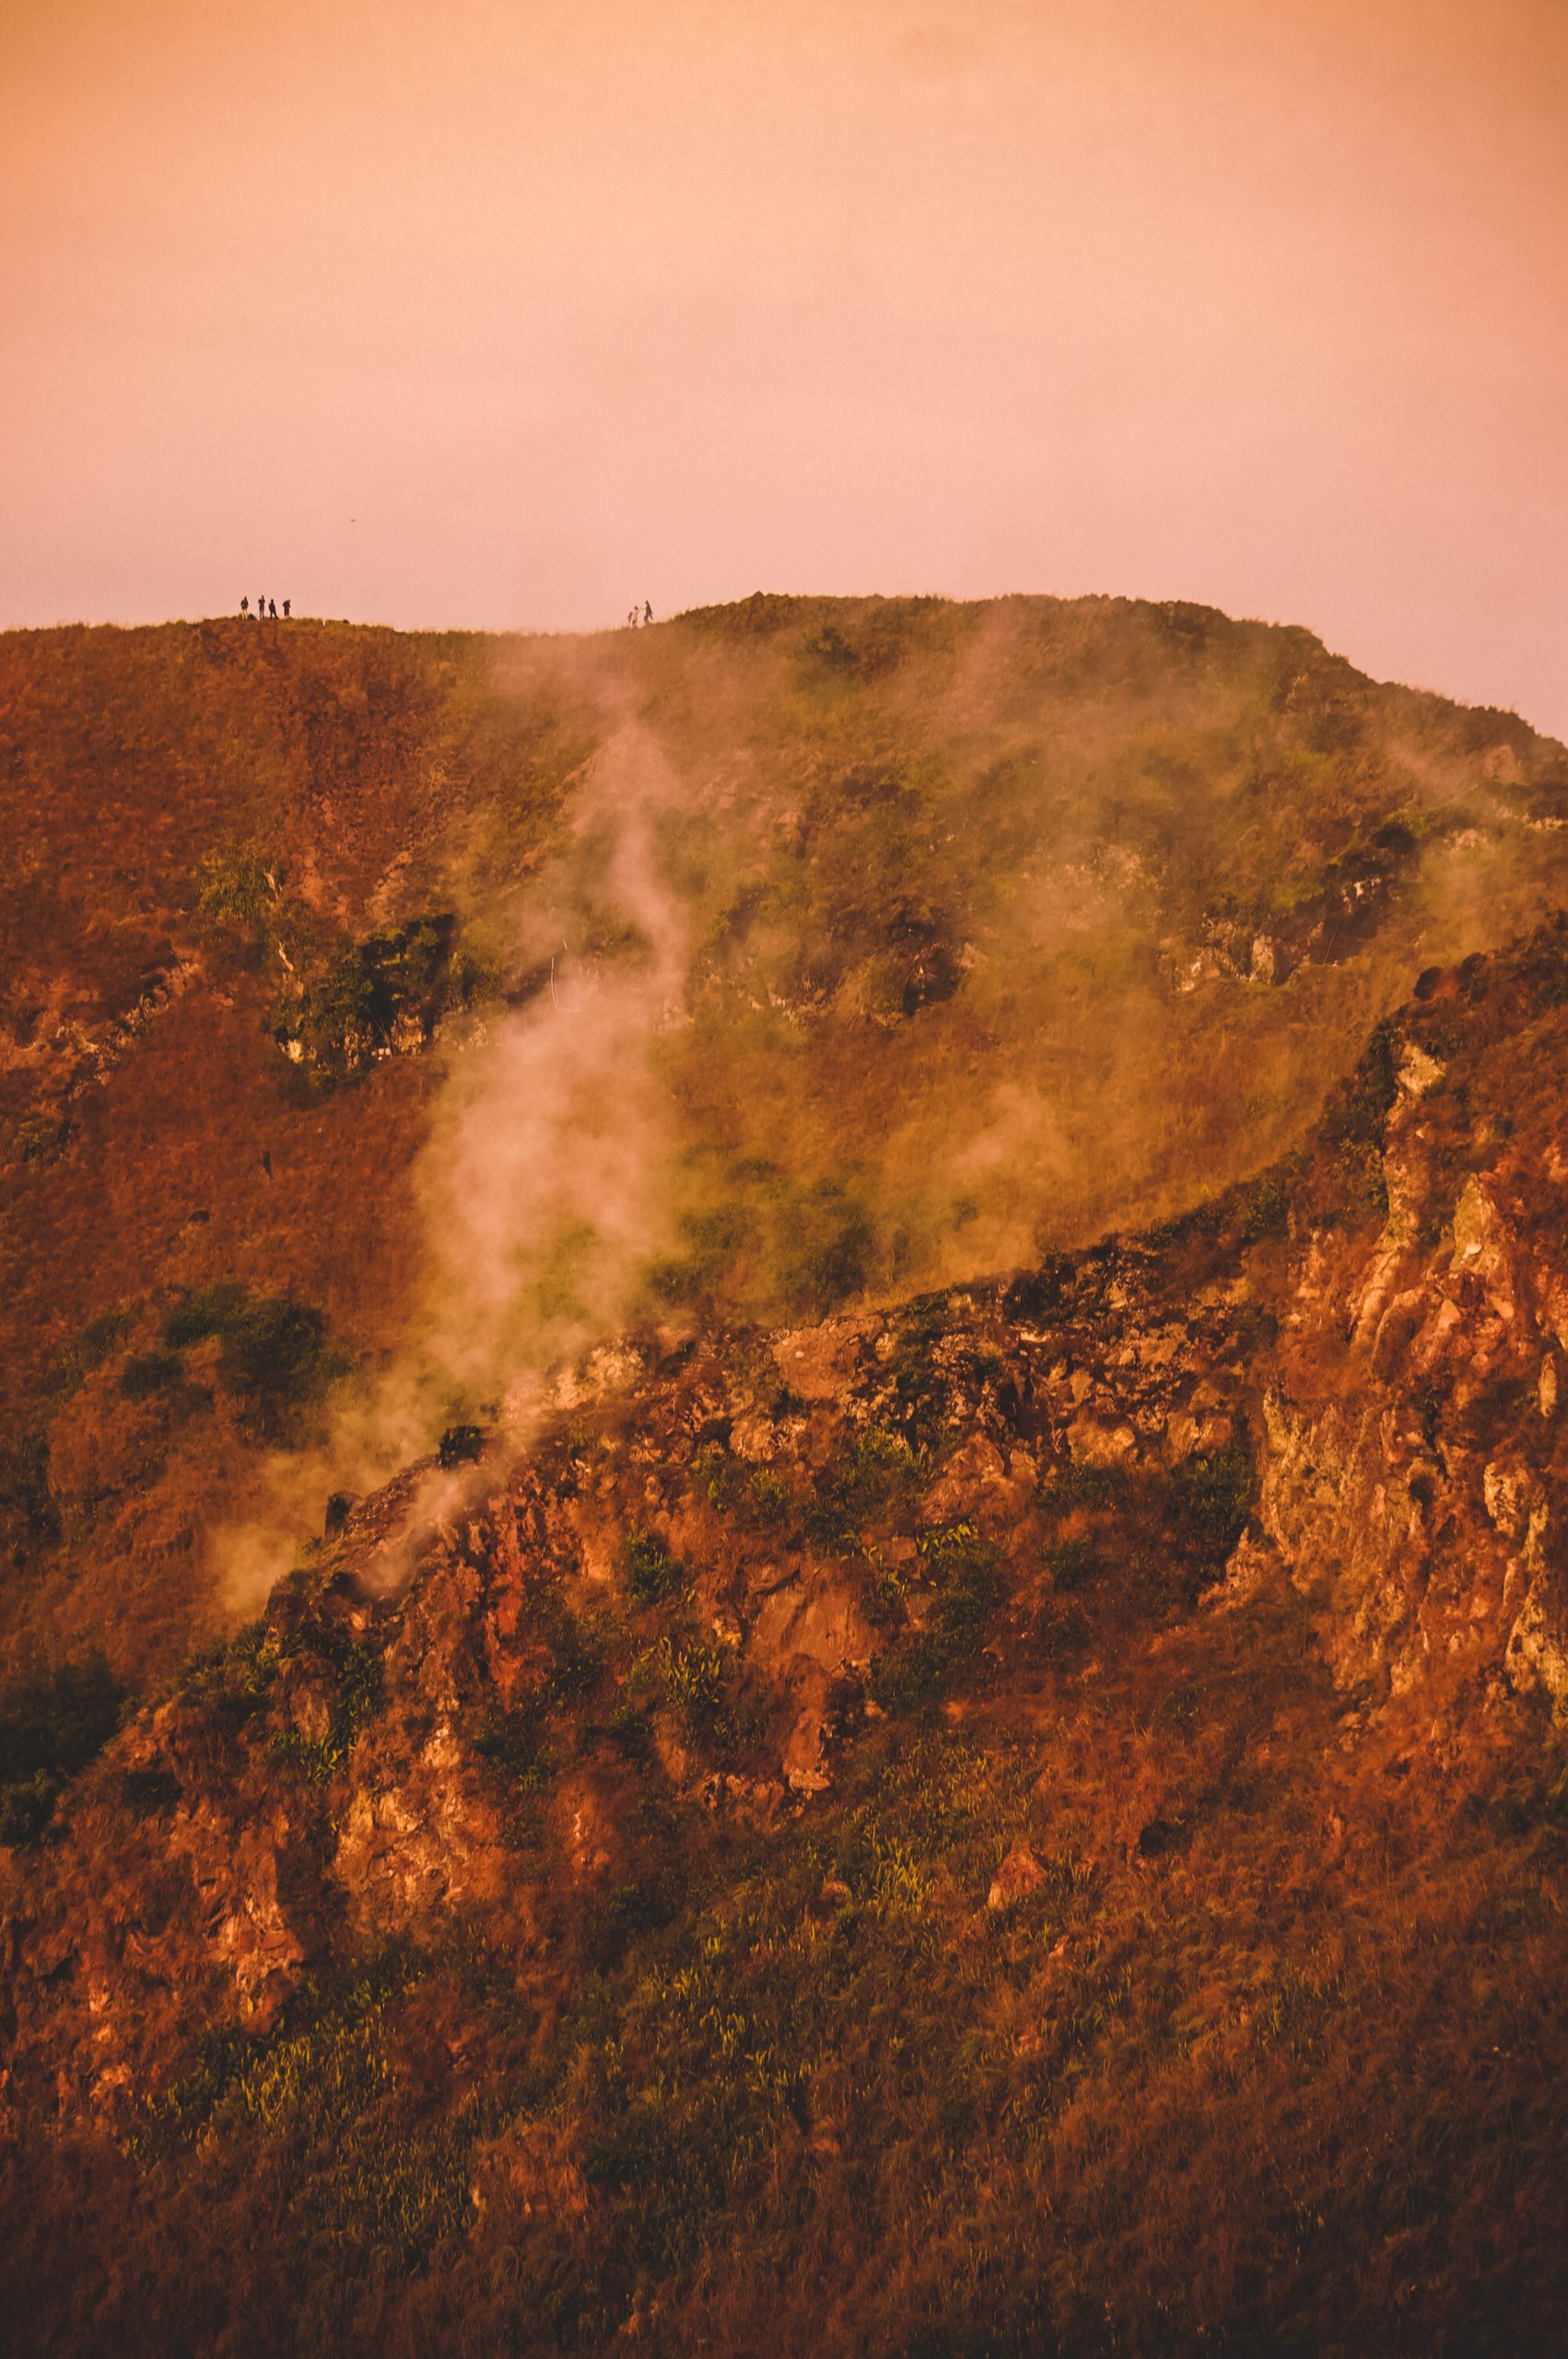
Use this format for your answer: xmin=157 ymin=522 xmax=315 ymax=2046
xmin=282 ymin=600 xmax=290 ymax=618
xmin=643 ymin=601 xmax=652 ymax=624
xmin=258 ymin=594 xmax=267 ymax=618
xmin=268 ymin=598 xmax=277 ymax=619
xmin=240 ymin=596 xmax=250 ymax=616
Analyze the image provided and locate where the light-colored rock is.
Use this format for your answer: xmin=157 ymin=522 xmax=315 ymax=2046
xmin=1398 ymin=1042 xmax=1446 ymax=1098
xmin=988 ymin=1845 xmax=1047 ymax=1911
xmin=1067 ymin=1414 xmax=1138 ymax=1469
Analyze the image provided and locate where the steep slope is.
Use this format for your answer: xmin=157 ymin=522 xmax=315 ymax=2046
xmin=6 ymin=930 xmax=1568 ymax=2355
xmin=4 ymin=597 xmax=1567 ymax=1685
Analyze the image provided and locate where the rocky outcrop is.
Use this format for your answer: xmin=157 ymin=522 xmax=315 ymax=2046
xmin=11 ymin=923 xmax=1568 ymax=2141
xmin=0 ymin=953 xmax=203 ymax=1160
xmin=0 ymin=1217 xmax=1262 ymax=2123
xmin=1247 ymin=933 xmax=1568 ymax=1736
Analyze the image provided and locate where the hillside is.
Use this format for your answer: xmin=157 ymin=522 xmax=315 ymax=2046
xmin=4 ymin=597 xmax=1567 ymax=1687
xmin=7 ymin=924 xmax=1568 ymax=2353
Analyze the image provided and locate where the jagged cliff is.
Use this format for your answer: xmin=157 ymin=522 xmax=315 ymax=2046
xmin=7 ymin=928 xmax=1568 ymax=2354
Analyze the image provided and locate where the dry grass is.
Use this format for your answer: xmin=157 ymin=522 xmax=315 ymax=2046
xmin=3 ymin=596 xmax=1565 ymax=1699
xmin=5 ymin=1573 xmax=1567 ymax=2356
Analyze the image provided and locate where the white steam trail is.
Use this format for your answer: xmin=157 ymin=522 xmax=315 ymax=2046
xmin=218 ymin=717 xmax=690 ymax=1606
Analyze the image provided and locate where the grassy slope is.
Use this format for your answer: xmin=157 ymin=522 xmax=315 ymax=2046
xmin=4 ymin=597 xmax=1567 ymax=1682
xmin=9 ymin=939 xmax=1568 ymax=2356
xmin=14 ymin=1615 xmax=1568 ymax=2359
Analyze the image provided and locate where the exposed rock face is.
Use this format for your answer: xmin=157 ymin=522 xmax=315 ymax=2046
xmin=10 ymin=926 xmax=1568 ymax=2357
xmin=2 ymin=1211 xmax=1265 ymax=2119
xmin=17 ymin=927 xmax=1568 ymax=2118
xmin=1176 ymin=858 xmax=1401 ymax=993
xmin=1250 ymin=934 xmax=1568 ymax=1733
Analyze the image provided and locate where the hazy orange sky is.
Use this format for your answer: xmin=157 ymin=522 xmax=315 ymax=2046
xmin=3 ymin=0 xmax=1565 ymax=734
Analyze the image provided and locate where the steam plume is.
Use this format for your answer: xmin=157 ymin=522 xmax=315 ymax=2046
xmin=218 ymin=713 xmax=689 ymax=1603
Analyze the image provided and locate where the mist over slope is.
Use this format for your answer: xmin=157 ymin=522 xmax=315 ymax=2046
xmin=11 ymin=925 xmax=1568 ymax=2355
xmin=4 ymin=593 xmax=1567 ymax=1675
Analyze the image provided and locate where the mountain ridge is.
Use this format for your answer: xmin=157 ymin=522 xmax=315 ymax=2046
xmin=5 ymin=596 xmax=1566 ymax=1687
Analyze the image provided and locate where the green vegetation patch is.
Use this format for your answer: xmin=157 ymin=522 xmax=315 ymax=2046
xmin=1316 ymin=1018 xmax=1399 ymax=1222
xmin=0 ymin=1651 xmax=127 ymax=1846
xmin=1171 ymin=1442 xmax=1256 ymax=1579
xmin=620 ymin=1526 xmax=685 ymax=1607
xmin=475 ymin=1701 xmax=555 ymax=1790
xmin=872 ymin=1522 xmax=1002 ymax=1713
xmin=142 ymin=1946 xmax=474 ymax=2285
xmin=161 ymin=1283 xmax=345 ymax=1438
xmin=268 ymin=1628 xmax=384 ymax=1785
xmin=695 ymin=1447 xmax=794 ymax=1529
xmin=53 ymin=1308 xmax=133 ymax=1395
xmin=805 ymin=1423 xmax=925 ymax=1555
xmin=119 ymin=1349 xmax=187 ymax=1402
xmin=196 ymin=844 xmax=277 ymax=945
xmin=657 ymin=1634 xmax=731 ymax=1741
xmin=272 ymin=913 xmax=496 ymax=1091
xmin=177 ymin=1615 xmax=276 ymax=1722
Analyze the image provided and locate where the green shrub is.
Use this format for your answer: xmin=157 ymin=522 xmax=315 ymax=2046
xmin=271 ymin=915 xmax=464 ymax=1090
xmin=746 ymin=1468 xmax=793 ymax=1524
xmin=177 ymin=1616 xmax=276 ymax=1719
xmin=1047 ymin=1536 xmax=1105 ymax=1594
xmin=196 ymin=844 xmax=275 ymax=939
xmin=268 ymin=1635 xmax=384 ymax=1785
xmin=696 ymin=1449 xmax=793 ymax=1528
xmin=873 ymin=1525 xmax=1000 ymax=1711
xmin=920 ymin=1522 xmax=1000 ymax=1652
xmin=437 ymin=1421 xmax=486 ymax=1468
xmin=659 ymin=1636 xmax=729 ymax=1737
xmin=0 ymin=1652 xmax=127 ymax=1846
xmin=1238 ymin=1171 xmax=1292 ymax=1243
xmin=544 ymin=1604 xmax=605 ymax=1705
xmin=772 ymin=1179 xmax=880 ymax=1315
xmin=475 ymin=1703 xmax=555 ymax=1789
xmin=622 ymin=1527 xmax=685 ymax=1606
xmin=1172 ymin=1443 xmax=1255 ymax=1572
xmin=806 ymin=1425 xmax=924 ymax=1552
xmin=1041 ymin=1458 xmax=1129 ymax=1513
xmin=162 ymin=1284 xmax=343 ymax=1437
xmin=1321 ymin=1020 xmax=1398 ymax=1219
xmin=802 ymin=623 xmax=863 ymax=675
xmin=603 ymin=1699 xmax=653 ymax=1763
xmin=119 ymin=1349 xmax=185 ymax=1401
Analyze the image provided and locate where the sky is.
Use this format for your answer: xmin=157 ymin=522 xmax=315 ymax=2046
xmin=3 ymin=0 xmax=1565 ymax=736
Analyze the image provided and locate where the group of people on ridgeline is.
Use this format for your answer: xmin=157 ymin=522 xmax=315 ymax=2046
xmin=626 ymin=601 xmax=653 ymax=627
xmin=240 ymin=596 xmax=291 ymax=619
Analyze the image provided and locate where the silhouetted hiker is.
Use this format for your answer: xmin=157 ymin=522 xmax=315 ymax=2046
xmin=282 ymin=600 xmax=290 ymax=618
xmin=644 ymin=601 xmax=652 ymax=624
xmin=626 ymin=606 xmax=638 ymax=628
xmin=268 ymin=598 xmax=277 ymax=619
xmin=258 ymin=594 xmax=266 ymax=618
xmin=240 ymin=595 xmax=250 ymax=616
